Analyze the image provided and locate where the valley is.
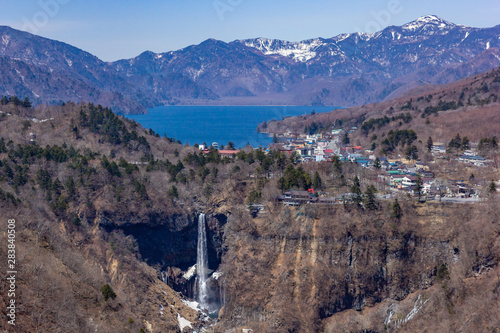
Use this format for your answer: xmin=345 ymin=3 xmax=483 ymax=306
xmin=0 ymin=11 xmax=499 ymax=333
xmin=0 ymin=63 xmax=498 ymax=331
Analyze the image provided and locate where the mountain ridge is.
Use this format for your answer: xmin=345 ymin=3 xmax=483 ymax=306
xmin=0 ymin=15 xmax=499 ymax=113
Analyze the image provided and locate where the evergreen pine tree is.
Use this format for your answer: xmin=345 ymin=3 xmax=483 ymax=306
xmin=461 ymin=136 xmax=470 ymax=151
xmin=427 ymin=136 xmax=433 ymax=151
xmin=332 ymin=155 xmax=342 ymax=174
xmin=101 ymin=284 xmax=117 ymax=301
xmin=351 ymin=176 xmax=362 ymax=204
xmin=364 ymin=185 xmax=377 ymax=210
xmin=405 ymin=145 xmax=419 ymax=161
xmin=313 ymin=171 xmax=323 ymax=190
xmin=415 ymin=174 xmax=423 ymax=200
xmin=22 ymin=97 xmax=32 ymax=108
xmin=392 ymin=199 xmax=402 ymax=219
xmin=342 ymin=131 xmax=350 ymax=145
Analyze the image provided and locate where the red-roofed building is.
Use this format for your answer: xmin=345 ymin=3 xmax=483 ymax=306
xmin=218 ymin=150 xmax=239 ymax=156
xmin=203 ymin=149 xmax=239 ymax=156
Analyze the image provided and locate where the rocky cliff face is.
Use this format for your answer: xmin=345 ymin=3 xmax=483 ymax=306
xmin=215 ymin=200 xmax=500 ymax=332
xmin=100 ymin=210 xmax=228 ymax=276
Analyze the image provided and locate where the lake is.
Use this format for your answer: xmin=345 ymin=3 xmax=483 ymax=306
xmin=125 ymin=105 xmax=337 ymax=148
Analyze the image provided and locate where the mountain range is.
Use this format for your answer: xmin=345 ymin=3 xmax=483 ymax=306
xmin=0 ymin=15 xmax=499 ymax=113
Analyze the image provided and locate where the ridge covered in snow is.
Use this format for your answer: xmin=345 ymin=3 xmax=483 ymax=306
xmin=239 ymin=15 xmax=467 ymax=62
xmin=242 ymin=37 xmax=324 ymax=62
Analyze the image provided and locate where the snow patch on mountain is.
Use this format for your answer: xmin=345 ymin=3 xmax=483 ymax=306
xmin=332 ymin=33 xmax=352 ymax=43
xmin=2 ymin=35 xmax=10 ymax=46
xmin=402 ymin=15 xmax=454 ymax=31
xmin=242 ymin=37 xmax=323 ymax=62
xmin=459 ymin=31 xmax=470 ymax=44
xmin=357 ymin=32 xmax=378 ymax=41
xmin=186 ymin=65 xmax=206 ymax=80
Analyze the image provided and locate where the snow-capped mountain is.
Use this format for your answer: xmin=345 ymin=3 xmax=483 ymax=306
xmin=241 ymin=37 xmax=325 ymax=62
xmin=402 ymin=14 xmax=458 ymax=31
xmin=0 ymin=15 xmax=499 ymax=112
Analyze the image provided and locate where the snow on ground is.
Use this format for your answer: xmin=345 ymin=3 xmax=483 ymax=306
xmin=183 ymin=264 xmax=196 ymax=280
xmin=243 ymin=38 xmax=323 ymax=62
xmin=182 ymin=299 xmax=200 ymax=311
xmin=177 ymin=313 xmax=193 ymax=332
xmin=385 ymin=294 xmax=428 ymax=328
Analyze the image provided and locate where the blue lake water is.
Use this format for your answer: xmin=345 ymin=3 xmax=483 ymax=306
xmin=125 ymin=106 xmax=338 ymax=148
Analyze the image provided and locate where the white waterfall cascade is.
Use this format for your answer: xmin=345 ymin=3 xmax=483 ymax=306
xmin=196 ymin=213 xmax=210 ymax=311
xmin=161 ymin=271 xmax=168 ymax=285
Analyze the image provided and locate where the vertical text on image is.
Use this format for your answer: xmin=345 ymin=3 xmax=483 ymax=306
xmin=6 ymin=218 xmax=17 ymax=326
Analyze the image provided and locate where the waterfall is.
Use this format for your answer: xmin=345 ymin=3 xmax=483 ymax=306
xmin=161 ymin=271 xmax=168 ymax=285
xmin=196 ymin=213 xmax=210 ymax=310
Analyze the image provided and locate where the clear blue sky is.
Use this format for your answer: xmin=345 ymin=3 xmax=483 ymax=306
xmin=1 ymin=0 xmax=499 ymax=61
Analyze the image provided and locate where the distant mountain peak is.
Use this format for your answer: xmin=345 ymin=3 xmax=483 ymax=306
xmin=415 ymin=14 xmax=447 ymax=22
xmin=402 ymin=15 xmax=456 ymax=31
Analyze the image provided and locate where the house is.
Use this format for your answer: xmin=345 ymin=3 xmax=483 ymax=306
xmin=401 ymin=175 xmax=418 ymax=189
xmin=284 ymin=190 xmax=314 ymax=199
xmin=459 ymin=155 xmax=486 ymax=166
xmin=294 ymin=139 xmax=306 ymax=146
xmin=390 ymin=174 xmax=407 ymax=187
xmin=356 ymin=158 xmax=372 ymax=168
xmin=380 ymin=161 xmax=391 ymax=170
xmin=348 ymin=153 xmax=363 ymax=161
xmin=331 ymin=129 xmax=343 ymax=135
xmin=280 ymin=190 xmax=317 ymax=206
xmin=431 ymin=144 xmax=446 ymax=154
xmin=324 ymin=149 xmax=334 ymax=156
xmin=317 ymin=140 xmax=328 ymax=147
xmin=315 ymin=154 xmax=325 ymax=162
xmin=314 ymin=146 xmax=325 ymax=155
xmin=318 ymin=197 xmax=337 ymax=205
